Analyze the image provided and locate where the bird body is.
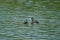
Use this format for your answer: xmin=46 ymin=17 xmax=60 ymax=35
xmin=24 ymin=17 xmax=39 ymax=24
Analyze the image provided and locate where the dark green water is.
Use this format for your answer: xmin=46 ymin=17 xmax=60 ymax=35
xmin=0 ymin=0 xmax=60 ymax=40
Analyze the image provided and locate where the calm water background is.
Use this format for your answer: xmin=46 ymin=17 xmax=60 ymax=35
xmin=0 ymin=0 xmax=60 ymax=40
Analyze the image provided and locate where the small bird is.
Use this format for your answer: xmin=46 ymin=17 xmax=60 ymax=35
xmin=24 ymin=17 xmax=39 ymax=24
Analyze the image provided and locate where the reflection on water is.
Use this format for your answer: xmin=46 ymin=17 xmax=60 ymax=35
xmin=0 ymin=0 xmax=60 ymax=40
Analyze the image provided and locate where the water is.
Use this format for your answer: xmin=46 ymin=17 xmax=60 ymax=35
xmin=0 ymin=0 xmax=60 ymax=40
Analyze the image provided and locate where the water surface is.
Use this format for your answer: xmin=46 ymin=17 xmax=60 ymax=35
xmin=0 ymin=0 xmax=60 ymax=40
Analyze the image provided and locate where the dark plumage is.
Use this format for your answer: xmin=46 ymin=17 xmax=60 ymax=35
xmin=35 ymin=20 xmax=39 ymax=24
xmin=24 ymin=17 xmax=39 ymax=24
xmin=24 ymin=20 xmax=28 ymax=24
